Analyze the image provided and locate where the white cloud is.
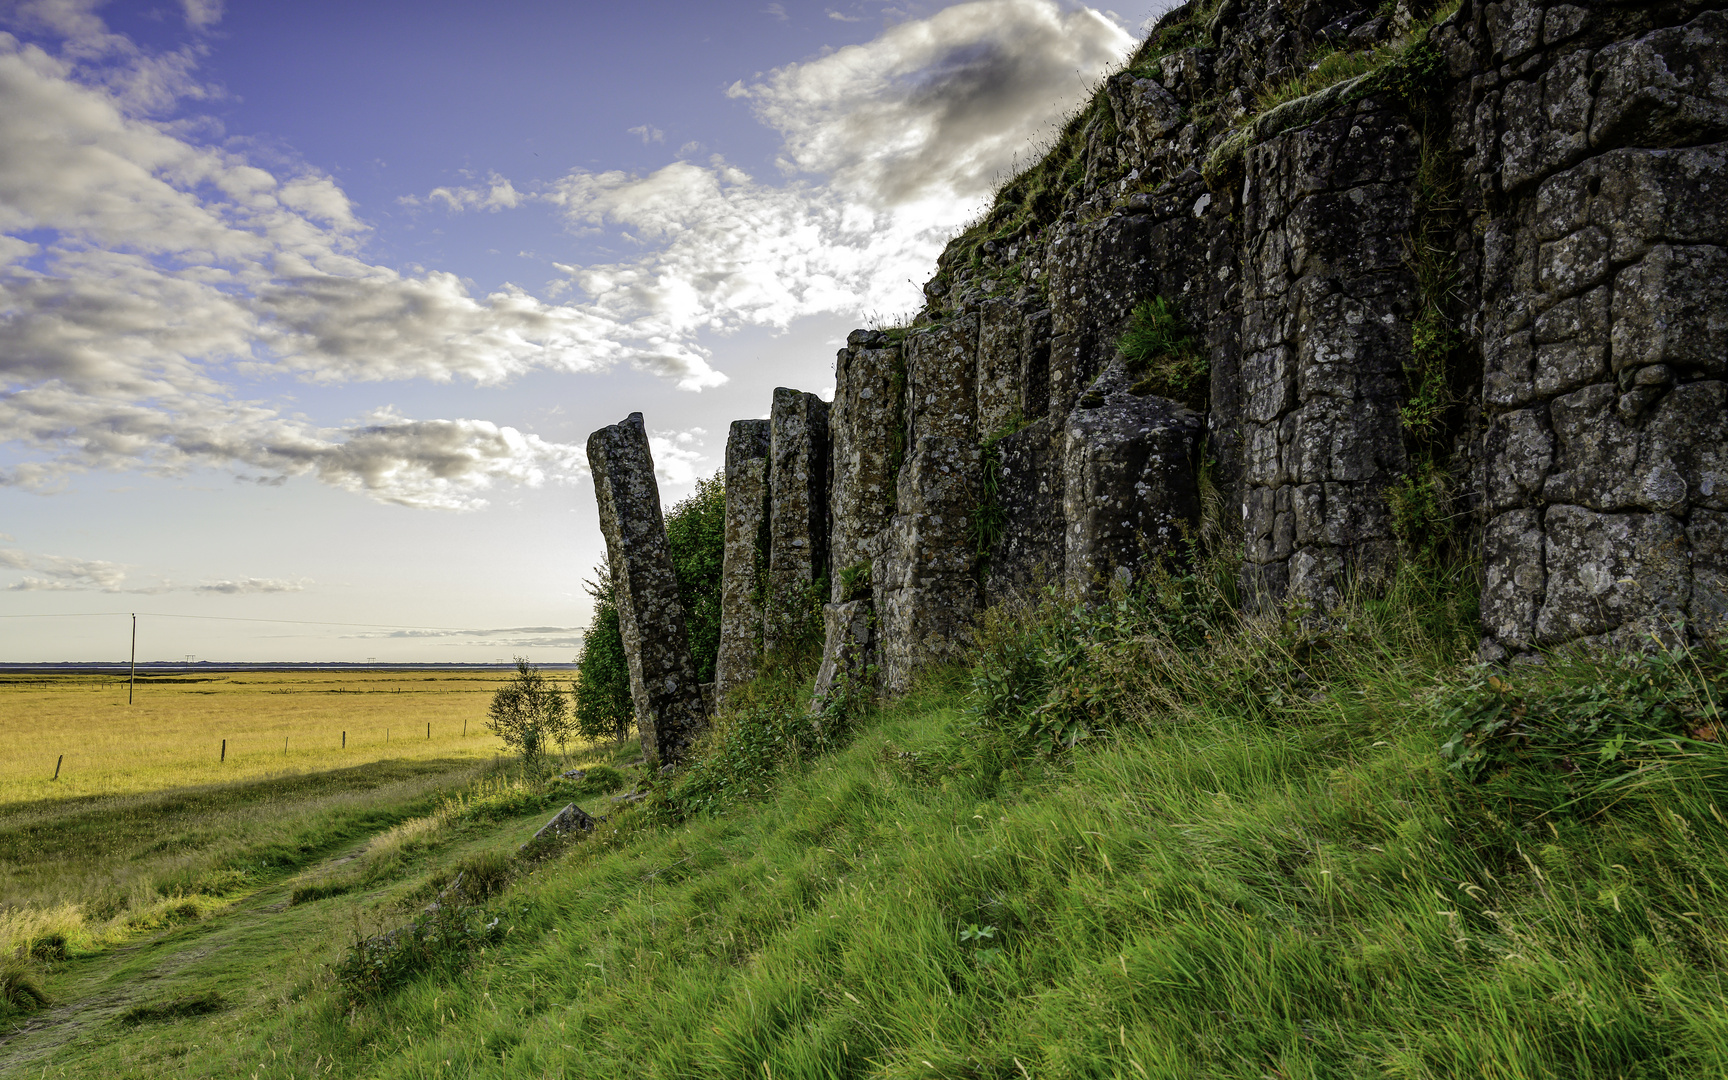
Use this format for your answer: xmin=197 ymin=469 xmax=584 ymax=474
xmin=649 ymin=428 xmax=709 ymax=487
xmin=0 ymin=547 xmax=306 ymax=593
xmin=195 ymin=577 xmax=303 ymax=594
xmin=539 ymin=0 xmax=1132 ymax=339
xmin=742 ymin=0 xmax=1134 ymax=208
xmin=627 ymin=124 xmax=665 ymax=145
xmin=416 ymin=171 xmax=523 ymax=213
xmin=0 ymin=547 xmax=127 ymax=589
xmin=0 ymin=15 xmax=721 ymax=505
xmin=182 ymin=0 xmax=224 ymax=30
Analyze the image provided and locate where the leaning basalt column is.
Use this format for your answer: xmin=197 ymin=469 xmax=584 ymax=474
xmin=1238 ymin=96 xmax=1417 ymax=612
xmin=1063 ymin=360 xmax=1204 ymax=596
xmin=586 ymin=412 xmax=707 ymax=766
xmin=714 ymin=418 xmax=772 ymax=702
xmin=764 ymin=388 xmax=831 ymax=655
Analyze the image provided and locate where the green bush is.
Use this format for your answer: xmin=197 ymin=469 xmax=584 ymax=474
xmin=0 ymin=962 xmax=49 ymax=1020
xmin=665 ymin=471 xmax=726 ymax=683
xmin=446 ymin=851 xmax=513 ymax=903
xmin=335 ymin=901 xmax=503 ymax=1001
xmin=118 ymin=990 xmax=226 ymax=1026
xmin=1436 ymin=642 xmax=1728 ymax=794
xmin=574 ymin=569 xmax=633 ymax=743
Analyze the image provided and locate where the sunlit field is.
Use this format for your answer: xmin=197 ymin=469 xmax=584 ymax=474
xmin=0 ymin=671 xmax=533 ymax=805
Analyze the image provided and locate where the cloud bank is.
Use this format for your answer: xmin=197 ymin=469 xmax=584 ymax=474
xmin=0 ymin=0 xmax=1133 ymax=508
xmin=0 ymin=546 xmax=306 ymax=593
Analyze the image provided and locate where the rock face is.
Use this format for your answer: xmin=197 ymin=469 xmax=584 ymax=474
xmin=586 ymin=413 xmax=707 ymax=765
xmin=765 ymin=389 xmax=831 ymax=655
xmin=715 ymin=419 xmax=771 ymax=702
xmin=604 ymin=0 xmax=1728 ymax=722
xmin=1450 ymin=2 xmax=1728 ymax=653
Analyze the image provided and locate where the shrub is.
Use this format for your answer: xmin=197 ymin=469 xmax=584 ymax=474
xmin=574 ymin=568 xmax=633 ymax=743
xmin=664 ymin=471 xmax=726 ymax=683
xmin=1436 ymin=642 xmax=1728 ymax=793
xmin=0 ymin=962 xmax=49 ymax=1020
xmin=486 ymin=658 xmax=575 ymax=773
xmin=289 ymin=880 xmax=354 ymax=906
xmin=445 ymin=851 xmax=514 ymax=903
xmin=118 ymin=990 xmax=226 ymax=1026
xmin=335 ymin=902 xmax=503 ymax=1001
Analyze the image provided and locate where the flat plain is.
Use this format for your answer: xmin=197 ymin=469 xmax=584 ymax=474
xmin=0 ymin=671 xmax=519 ymax=804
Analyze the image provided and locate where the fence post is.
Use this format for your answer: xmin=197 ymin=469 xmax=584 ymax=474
xmin=220 ymin=738 xmax=226 ymax=763
xmin=53 ymin=755 xmax=62 ymax=781
xmin=342 ymin=730 xmax=346 ymax=748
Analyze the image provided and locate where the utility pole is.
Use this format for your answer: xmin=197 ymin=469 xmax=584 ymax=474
xmin=129 ymin=614 xmax=136 ymax=705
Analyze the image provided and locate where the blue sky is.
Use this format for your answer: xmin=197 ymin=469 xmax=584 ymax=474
xmin=0 ymin=0 xmax=1157 ymax=662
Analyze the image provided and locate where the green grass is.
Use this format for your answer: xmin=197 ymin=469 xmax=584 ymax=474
xmin=28 ymin=562 xmax=1728 ymax=1078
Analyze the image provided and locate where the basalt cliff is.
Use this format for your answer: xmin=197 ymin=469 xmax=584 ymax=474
xmin=589 ymin=0 xmax=1727 ymax=764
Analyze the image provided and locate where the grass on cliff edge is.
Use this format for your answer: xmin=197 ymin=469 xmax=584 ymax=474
xmin=36 ymin=567 xmax=1728 ymax=1080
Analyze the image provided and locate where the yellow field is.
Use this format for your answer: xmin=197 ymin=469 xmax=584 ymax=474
xmin=0 ymin=671 xmax=538 ymax=805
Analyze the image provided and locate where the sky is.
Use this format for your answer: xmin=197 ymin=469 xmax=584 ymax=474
xmin=0 ymin=0 xmax=1164 ymax=663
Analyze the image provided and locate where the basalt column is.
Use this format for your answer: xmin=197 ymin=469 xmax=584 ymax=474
xmin=1238 ymin=96 xmax=1418 ymax=612
xmin=878 ymin=318 xmax=982 ymax=694
xmin=714 ymin=418 xmax=772 ymax=702
xmin=586 ymin=412 xmax=708 ymax=766
xmin=813 ymin=331 xmax=902 ymax=701
xmin=764 ymin=388 xmax=831 ymax=655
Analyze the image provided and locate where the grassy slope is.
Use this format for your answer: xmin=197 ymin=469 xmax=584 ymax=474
xmin=38 ymin=581 xmax=1728 ymax=1080
xmin=0 ymin=749 xmax=639 ymax=1075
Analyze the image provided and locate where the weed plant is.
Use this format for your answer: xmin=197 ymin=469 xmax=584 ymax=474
xmin=1117 ymin=297 xmax=1209 ymax=410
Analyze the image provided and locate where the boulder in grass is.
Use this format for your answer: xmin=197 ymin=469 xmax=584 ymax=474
xmin=526 ymin=803 xmax=597 ymax=848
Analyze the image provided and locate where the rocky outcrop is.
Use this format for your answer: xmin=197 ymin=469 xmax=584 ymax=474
xmin=586 ymin=413 xmax=707 ymax=766
xmin=600 ymin=0 xmax=1728 ymax=721
xmin=715 ymin=419 xmax=771 ymax=702
xmin=1063 ymin=361 xmax=1206 ymax=596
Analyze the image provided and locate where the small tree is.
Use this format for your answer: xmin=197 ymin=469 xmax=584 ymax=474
xmin=486 ymin=657 xmax=575 ymax=774
xmin=574 ymin=567 xmax=634 ymax=744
